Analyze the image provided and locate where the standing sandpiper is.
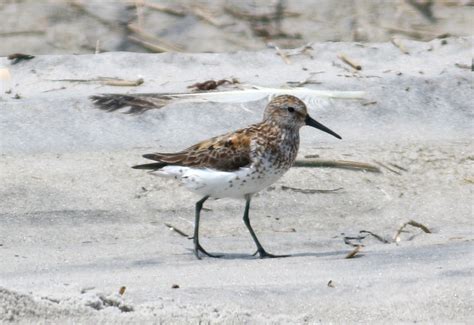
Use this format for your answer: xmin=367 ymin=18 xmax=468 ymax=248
xmin=132 ymin=95 xmax=341 ymax=259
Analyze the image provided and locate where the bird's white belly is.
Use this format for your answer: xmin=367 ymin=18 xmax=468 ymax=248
xmin=154 ymin=165 xmax=288 ymax=199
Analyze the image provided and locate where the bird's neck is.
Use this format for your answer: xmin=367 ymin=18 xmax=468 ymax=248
xmin=257 ymin=120 xmax=300 ymax=167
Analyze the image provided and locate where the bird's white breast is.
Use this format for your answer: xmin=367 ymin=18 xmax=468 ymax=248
xmin=154 ymin=161 xmax=288 ymax=199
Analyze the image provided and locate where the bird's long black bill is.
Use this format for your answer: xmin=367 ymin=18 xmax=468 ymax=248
xmin=305 ymin=115 xmax=342 ymax=139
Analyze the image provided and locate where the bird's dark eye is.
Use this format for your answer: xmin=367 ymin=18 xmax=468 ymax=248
xmin=287 ymin=107 xmax=295 ymax=113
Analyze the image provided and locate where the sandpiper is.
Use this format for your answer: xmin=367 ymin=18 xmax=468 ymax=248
xmin=132 ymin=95 xmax=341 ymax=259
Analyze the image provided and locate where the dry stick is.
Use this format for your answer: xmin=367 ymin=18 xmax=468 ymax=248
xmin=164 ymin=223 xmax=189 ymax=238
xmin=454 ymin=63 xmax=472 ymax=70
xmin=128 ymin=35 xmax=173 ymax=53
xmin=190 ymin=4 xmax=224 ymax=27
xmin=382 ymin=25 xmax=437 ymax=39
xmin=223 ymin=4 xmax=300 ymax=21
xmin=361 ymin=101 xmax=377 ymax=106
xmin=42 ymin=87 xmax=66 ymax=93
xmin=293 ymin=159 xmax=381 ymax=173
xmin=284 ymin=43 xmax=314 ymax=57
xmin=338 ymin=53 xmax=362 ymax=70
xmin=393 ymin=220 xmax=431 ymax=243
xmin=359 ymin=230 xmax=390 ymax=244
xmin=48 ymin=77 xmax=144 ymax=87
xmin=391 ymin=38 xmax=410 ymax=54
xmin=128 ymin=25 xmax=183 ymax=52
xmin=345 ymin=245 xmax=362 ymax=259
xmin=286 ymin=79 xmax=321 ymax=87
xmin=100 ymin=77 xmax=144 ymax=87
xmin=286 ymin=72 xmax=324 ymax=87
xmin=69 ymin=0 xmax=116 ymax=28
xmin=274 ymin=46 xmax=291 ymax=64
xmin=281 ymin=186 xmax=343 ymax=194
xmin=344 ymin=234 xmax=366 ymax=246
xmin=373 ymin=160 xmax=402 ymax=175
xmin=0 ymin=30 xmax=45 ymax=36
xmin=388 ymin=163 xmax=408 ymax=172
xmin=143 ymin=1 xmax=186 ymax=16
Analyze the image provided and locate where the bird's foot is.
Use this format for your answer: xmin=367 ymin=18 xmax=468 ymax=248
xmin=252 ymin=249 xmax=291 ymax=259
xmin=194 ymin=242 xmax=222 ymax=260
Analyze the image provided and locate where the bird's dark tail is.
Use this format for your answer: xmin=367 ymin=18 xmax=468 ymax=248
xmin=132 ymin=162 xmax=168 ymax=170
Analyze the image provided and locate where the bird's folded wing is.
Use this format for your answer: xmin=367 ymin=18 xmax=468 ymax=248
xmin=139 ymin=129 xmax=254 ymax=171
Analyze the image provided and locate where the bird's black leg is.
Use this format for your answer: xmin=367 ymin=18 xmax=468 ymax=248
xmin=193 ymin=196 xmax=221 ymax=259
xmin=242 ymin=195 xmax=290 ymax=259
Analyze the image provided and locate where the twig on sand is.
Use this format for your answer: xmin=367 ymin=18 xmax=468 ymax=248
xmin=286 ymin=72 xmax=324 ymax=87
xmin=49 ymin=77 xmax=144 ymax=87
xmin=270 ymin=43 xmax=314 ymax=66
xmin=128 ymin=24 xmax=183 ymax=52
xmin=223 ymin=4 xmax=300 ymax=21
xmin=42 ymin=87 xmax=66 ymax=93
xmin=0 ymin=30 xmax=45 ymax=36
xmin=345 ymin=245 xmax=362 ymax=259
xmin=455 ymin=62 xmax=473 ymax=71
xmin=273 ymin=45 xmax=291 ymax=64
xmin=393 ymin=220 xmax=431 ymax=243
xmin=391 ymin=38 xmax=410 ymax=54
xmin=338 ymin=53 xmax=362 ymax=70
xmin=383 ymin=25 xmax=436 ymax=40
xmin=128 ymin=35 xmax=174 ymax=53
xmin=361 ymin=101 xmax=377 ymax=106
xmin=293 ymin=159 xmax=381 ymax=173
xmin=359 ymin=230 xmax=390 ymax=244
xmin=373 ymin=160 xmax=402 ymax=175
xmin=164 ymin=223 xmax=189 ymax=238
xmin=341 ymin=221 xmax=430 ymax=259
xmin=388 ymin=163 xmax=408 ymax=172
xmin=285 ymin=43 xmax=314 ymax=57
xmin=281 ymin=186 xmax=343 ymax=194
xmin=69 ymin=0 xmax=117 ymax=28
xmin=190 ymin=4 xmax=226 ymax=27
xmin=95 ymin=40 xmax=101 ymax=54
xmin=143 ymin=1 xmax=186 ymax=16
xmin=101 ymin=77 xmax=144 ymax=87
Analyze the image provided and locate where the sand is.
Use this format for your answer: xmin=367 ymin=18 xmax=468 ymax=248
xmin=0 ymin=37 xmax=473 ymax=323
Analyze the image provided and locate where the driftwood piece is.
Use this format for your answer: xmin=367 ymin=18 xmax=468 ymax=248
xmin=143 ymin=2 xmax=186 ymax=16
xmin=281 ymin=186 xmax=343 ymax=194
xmin=393 ymin=220 xmax=431 ymax=243
xmin=391 ymin=38 xmax=410 ymax=55
xmin=345 ymin=245 xmax=362 ymax=259
xmin=338 ymin=53 xmax=362 ymax=70
xmin=164 ymin=223 xmax=189 ymax=238
xmin=49 ymin=77 xmax=144 ymax=87
xmin=293 ymin=159 xmax=381 ymax=173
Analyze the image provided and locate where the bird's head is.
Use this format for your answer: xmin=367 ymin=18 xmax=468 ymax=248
xmin=264 ymin=95 xmax=341 ymax=139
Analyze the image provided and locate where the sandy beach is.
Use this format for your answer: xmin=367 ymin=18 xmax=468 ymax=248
xmin=0 ymin=37 xmax=473 ymax=323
